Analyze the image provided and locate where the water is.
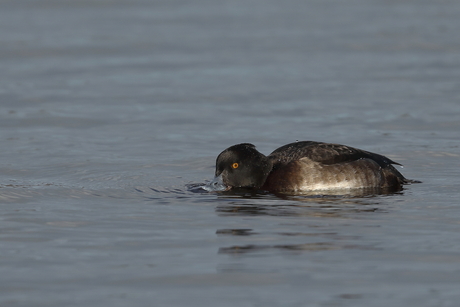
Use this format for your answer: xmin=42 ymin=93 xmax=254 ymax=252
xmin=1 ymin=0 xmax=460 ymax=306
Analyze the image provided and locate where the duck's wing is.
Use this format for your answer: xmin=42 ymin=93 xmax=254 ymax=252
xmin=268 ymin=141 xmax=402 ymax=168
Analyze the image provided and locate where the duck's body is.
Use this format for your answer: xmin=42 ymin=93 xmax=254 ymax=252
xmin=209 ymin=141 xmax=411 ymax=192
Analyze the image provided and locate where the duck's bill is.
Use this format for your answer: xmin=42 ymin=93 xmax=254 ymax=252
xmin=202 ymin=174 xmax=229 ymax=192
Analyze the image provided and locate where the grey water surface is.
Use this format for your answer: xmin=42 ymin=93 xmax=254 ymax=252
xmin=1 ymin=1 xmax=460 ymax=306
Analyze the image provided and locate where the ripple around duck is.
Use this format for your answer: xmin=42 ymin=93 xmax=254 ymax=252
xmin=186 ymin=180 xmax=409 ymax=198
xmin=182 ymin=181 xmax=404 ymax=218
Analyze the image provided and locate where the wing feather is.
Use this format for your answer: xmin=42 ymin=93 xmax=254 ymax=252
xmin=268 ymin=141 xmax=401 ymax=168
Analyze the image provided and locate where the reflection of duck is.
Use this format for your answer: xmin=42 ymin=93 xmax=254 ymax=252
xmin=209 ymin=141 xmax=417 ymax=193
xmin=215 ymin=195 xmax=383 ymax=218
xmin=218 ymin=242 xmax=339 ymax=254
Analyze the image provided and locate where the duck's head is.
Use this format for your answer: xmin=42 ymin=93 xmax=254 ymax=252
xmin=206 ymin=143 xmax=272 ymax=191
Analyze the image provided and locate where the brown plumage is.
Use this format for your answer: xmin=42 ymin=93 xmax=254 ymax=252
xmin=210 ymin=141 xmax=414 ymax=193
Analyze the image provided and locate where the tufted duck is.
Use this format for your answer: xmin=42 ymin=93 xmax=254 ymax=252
xmin=207 ymin=141 xmax=415 ymax=193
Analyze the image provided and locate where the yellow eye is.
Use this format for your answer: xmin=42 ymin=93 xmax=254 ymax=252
xmin=232 ymin=163 xmax=239 ymax=169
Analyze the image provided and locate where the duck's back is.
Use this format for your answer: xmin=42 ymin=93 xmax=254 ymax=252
xmin=262 ymin=141 xmax=407 ymax=192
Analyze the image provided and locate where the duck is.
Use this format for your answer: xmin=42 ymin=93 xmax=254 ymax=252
xmin=207 ymin=141 xmax=414 ymax=193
